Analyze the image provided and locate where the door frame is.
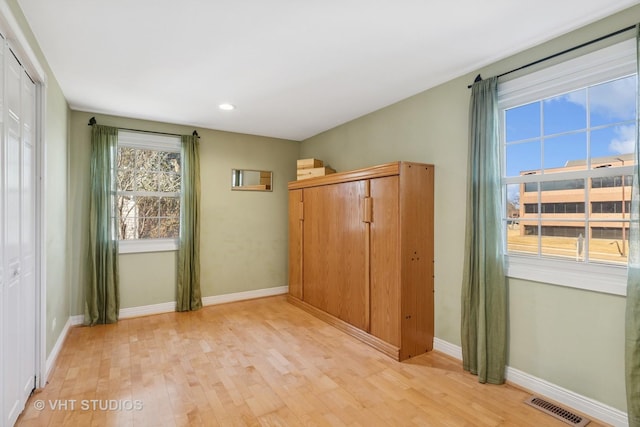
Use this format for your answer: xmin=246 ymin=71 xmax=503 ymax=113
xmin=0 ymin=0 xmax=48 ymax=389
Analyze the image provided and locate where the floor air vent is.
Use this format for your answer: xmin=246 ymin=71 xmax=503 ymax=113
xmin=524 ymin=396 xmax=590 ymax=426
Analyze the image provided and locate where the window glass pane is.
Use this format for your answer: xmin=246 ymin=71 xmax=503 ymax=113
xmin=543 ymin=89 xmax=587 ymax=135
xmin=543 ymin=132 xmax=587 ymax=171
xmin=506 ymin=183 xmax=520 ymax=218
xmin=519 ymin=182 xmax=537 ymax=212
xmin=539 ymin=221 xmax=585 ymax=260
xmin=117 ymin=139 xmax=181 ymax=242
xmin=158 ymin=172 xmax=180 ymax=192
xmin=157 ymin=151 xmax=180 ymax=173
xmin=117 ymin=169 xmax=134 ymax=191
xmin=138 ymin=218 xmax=159 ymax=239
xmin=590 ymin=125 xmax=635 ymax=167
xmin=589 ymin=224 xmax=628 ymax=265
xmin=507 ymin=220 xmax=538 ymax=255
xmin=159 ymin=197 xmax=180 ymax=217
xmin=517 ymin=182 xmax=540 ymax=220
xmin=590 ymin=172 xmax=631 ymax=264
xmin=589 ymin=75 xmax=636 ymax=127
xmin=117 ymin=195 xmax=135 ymax=240
xmin=136 ymin=196 xmax=159 ymax=217
xmin=505 ymin=102 xmax=540 ymax=142
xmin=118 ymin=147 xmax=136 ymax=169
xmin=510 ymin=181 xmax=537 ymax=256
xmin=135 ymin=171 xmax=158 ymax=192
xmin=137 ymin=149 xmax=159 ymax=170
xmin=159 ymin=218 xmax=180 ymax=239
xmin=506 ymin=141 xmax=540 ymax=177
xmin=535 ymin=179 xmax=586 ymax=221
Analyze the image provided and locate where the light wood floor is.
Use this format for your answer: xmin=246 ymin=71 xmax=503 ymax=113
xmin=17 ymin=295 xmax=604 ymax=426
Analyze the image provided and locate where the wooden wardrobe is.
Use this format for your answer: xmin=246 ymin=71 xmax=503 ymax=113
xmin=288 ymin=161 xmax=434 ymax=361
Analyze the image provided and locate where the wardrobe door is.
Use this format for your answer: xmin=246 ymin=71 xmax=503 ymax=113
xmin=303 ymin=180 xmax=367 ymax=329
xmin=288 ymin=189 xmax=303 ymax=300
xmin=369 ymin=176 xmax=400 ymax=346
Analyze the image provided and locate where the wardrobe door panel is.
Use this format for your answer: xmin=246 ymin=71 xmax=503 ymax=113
xmin=369 ymin=176 xmax=400 ymax=346
xmin=303 ymin=181 xmax=367 ymax=329
xmin=288 ymin=189 xmax=303 ymax=300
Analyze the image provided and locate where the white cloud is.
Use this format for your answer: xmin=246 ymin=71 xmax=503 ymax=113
xmin=608 ymin=125 xmax=636 ymax=154
xmin=557 ymin=76 xmax=635 ymax=121
xmin=589 ymin=77 xmax=636 ymax=120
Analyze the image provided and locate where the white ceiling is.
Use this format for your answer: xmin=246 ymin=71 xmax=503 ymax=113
xmin=16 ymin=0 xmax=640 ymax=141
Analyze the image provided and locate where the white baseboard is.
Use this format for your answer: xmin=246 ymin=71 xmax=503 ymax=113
xmin=45 ymin=316 xmax=74 ymax=380
xmin=70 ymin=303 xmax=177 ymax=324
xmin=70 ymin=314 xmax=83 ymax=326
xmin=433 ymin=337 xmax=463 ymax=360
xmin=505 ymin=366 xmax=628 ymax=427
xmin=202 ymin=285 xmax=288 ymax=306
xmin=432 ymin=338 xmax=628 ymax=427
xmin=119 ymin=301 xmax=176 ymax=319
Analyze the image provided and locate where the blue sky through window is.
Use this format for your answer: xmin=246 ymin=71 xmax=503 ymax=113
xmin=505 ymin=74 xmax=637 ymax=178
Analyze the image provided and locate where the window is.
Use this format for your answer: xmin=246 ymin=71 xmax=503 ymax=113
xmin=499 ymin=38 xmax=637 ymax=295
xmin=116 ymin=131 xmax=181 ymax=253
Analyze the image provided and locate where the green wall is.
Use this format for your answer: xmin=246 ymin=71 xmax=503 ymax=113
xmin=300 ymin=5 xmax=640 ymax=412
xmin=44 ymin=69 xmax=70 ymax=357
xmin=68 ymin=111 xmax=299 ymax=314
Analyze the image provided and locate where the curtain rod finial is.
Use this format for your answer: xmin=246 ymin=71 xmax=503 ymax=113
xmin=88 ymin=116 xmax=96 ymax=126
xmin=192 ymin=130 xmax=199 ymax=137
xmin=467 ymin=74 xmax=483 ymax=89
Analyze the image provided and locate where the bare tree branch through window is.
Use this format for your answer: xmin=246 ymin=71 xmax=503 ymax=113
xmin=116 ymin=145 xmax=181 ymax=240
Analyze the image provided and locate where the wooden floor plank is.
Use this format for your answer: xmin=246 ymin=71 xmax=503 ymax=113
xmin=17 ymin=295 xmax=606 ymax=426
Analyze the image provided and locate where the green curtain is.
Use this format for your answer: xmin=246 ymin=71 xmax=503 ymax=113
xmin=85 ymin=125 xmax=120 ymax=325
xmin=461 ymin=77 xmax=507 ymax=384
xmin=626 ymin=23 xmax=640 ymax=427
xmin=177 ymin=134 xmax=202 ymax=311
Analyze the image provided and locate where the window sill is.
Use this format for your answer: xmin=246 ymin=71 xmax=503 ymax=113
xmin=119 ymin=238 xmax=179 ymax=254
xmin=505 ymin=254 xmax=627 ymax=296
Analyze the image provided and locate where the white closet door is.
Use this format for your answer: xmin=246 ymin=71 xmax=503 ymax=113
xmin=2 ymin=42 xmax=36 ymax=427
xmin=19 ymin=56 xmax=37 ymax=424
xmin=0 ymin=35 xmax=4 ymax=427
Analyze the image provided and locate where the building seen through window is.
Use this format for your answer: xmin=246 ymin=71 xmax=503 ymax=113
xmin=503 ymin=70 xmax=636 ymax=266
xmin=510 ymin=153 xmax=633 ymax=264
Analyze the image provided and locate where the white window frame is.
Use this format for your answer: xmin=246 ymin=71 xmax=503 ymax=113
xmin=498 ymin=38 xmax=637 ymax=296
xmin=117 ymin=130 xmax=181 ymax=254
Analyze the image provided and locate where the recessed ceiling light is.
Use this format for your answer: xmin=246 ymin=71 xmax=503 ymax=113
xmin=218 ymin=103 xmax=235 ymax=111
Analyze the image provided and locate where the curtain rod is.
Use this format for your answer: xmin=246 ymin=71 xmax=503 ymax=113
xmin=468 ymin=24 xmax=636 ymax=88
xmin=88 ymin=116 xmax=199 ymax=138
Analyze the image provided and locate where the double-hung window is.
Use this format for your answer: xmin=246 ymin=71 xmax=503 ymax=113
xmin=116 ymin=130 xmax=181 ymax=253
xmin=500 ymin=38 xmax=637 ymax=296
